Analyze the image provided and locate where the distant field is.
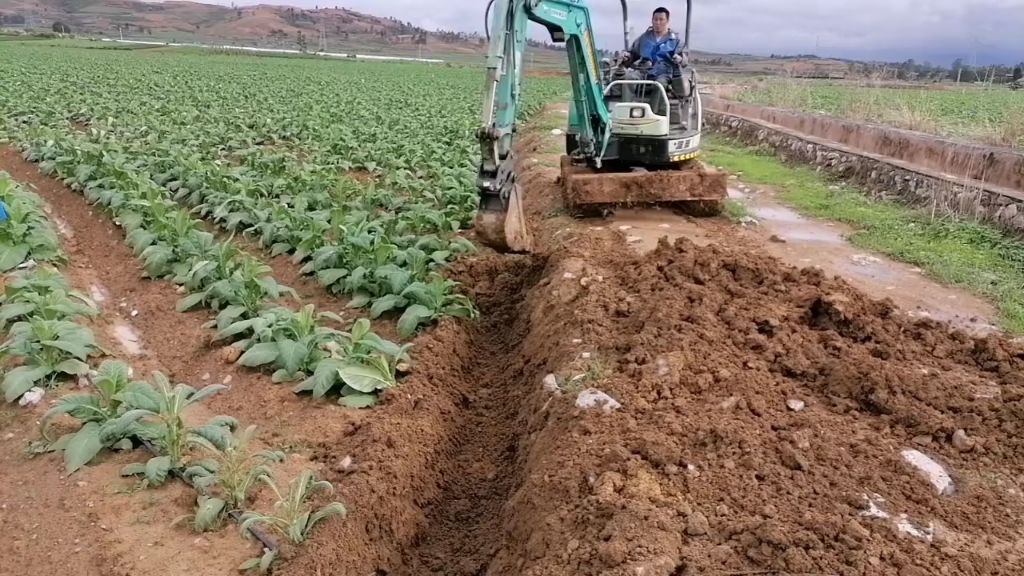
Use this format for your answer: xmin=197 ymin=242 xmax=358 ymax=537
xmin=730 ymin=78 xmax=1024 ymax=147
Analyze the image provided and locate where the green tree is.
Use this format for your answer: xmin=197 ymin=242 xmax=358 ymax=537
xmin=51 ymin=21 xmax=71 ymax=34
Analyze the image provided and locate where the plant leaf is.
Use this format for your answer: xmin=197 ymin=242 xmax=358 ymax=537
xmin=64 ymin=422 xmax=103 ymax=474
xmin=397 ymin=304 xmax=434 ymax=337
xmin=336 ymin=363 xmax=391 ymax=394
xmin=237 ymin=342 xmax=279 ymax=367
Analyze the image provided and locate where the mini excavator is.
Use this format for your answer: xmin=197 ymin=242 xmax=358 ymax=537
xmin=474 ymin=0 xmax=728 ymax=252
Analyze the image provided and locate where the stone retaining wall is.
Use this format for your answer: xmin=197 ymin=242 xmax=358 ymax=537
xmin=705 ymin=98 xmax=1024 ymax=192
xmin=703 ymin=106 xmax=1024 ymax=235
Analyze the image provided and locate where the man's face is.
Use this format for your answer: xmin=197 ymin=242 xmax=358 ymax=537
xmin=652 ymin=11 xmax=669 ymax=34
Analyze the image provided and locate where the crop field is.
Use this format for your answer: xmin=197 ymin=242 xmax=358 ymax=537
xmin=4 ymin=41 xmax=1024 ymax=576
xmin=731 ymin=78 xmax=1024 ymax=147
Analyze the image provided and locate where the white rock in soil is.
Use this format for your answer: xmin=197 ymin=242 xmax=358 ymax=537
xmin=617 ymin=225 xmax=633 ymax=231
xmin=563 ymin=272 xmax=576 ymax=279
xmin=201 ymin=373 xmax=211 ymax=381
xmin=951 ymin=429 xmax=973 ymax=452
xmin=130 ymin=310 xmax=138 ymax=317
xmin=542 ymin=374 xmax=559 ymax=392
xmin=786 ymin=399 xmax=806 ymax=412
xmin=851 ymin=254 xmax=881 ymax=266
xmin=900 ymin=449 xmax=954 ymax=495
xmin=626 ymin=236 xmax=643 ymax=244
xmin=575 ymin=388 xmax=622 ymax=412
xmin=550 ymin=128 xmax=563 ymax=136
xmin=738 ymin=216 xmax=759 ymax=226
xmin=18 ymin=387 xmax=45 ymax=406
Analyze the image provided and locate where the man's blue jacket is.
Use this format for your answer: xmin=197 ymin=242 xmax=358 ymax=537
xmin=627 ymin=27 xmax=684 ymax=79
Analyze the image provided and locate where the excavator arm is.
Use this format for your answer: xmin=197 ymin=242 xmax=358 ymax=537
xmin=474 ymin=0 xmax=622 ymax=252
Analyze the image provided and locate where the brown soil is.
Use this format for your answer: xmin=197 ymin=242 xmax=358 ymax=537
xmin=276 ymin=108 xmax=1024 ymax=576
xmin=5 ymin=103 xmax=1024 ymax=576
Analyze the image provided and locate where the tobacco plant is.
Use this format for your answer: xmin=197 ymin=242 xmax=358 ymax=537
xmin=238 ymin=470 xmax=347 ymax=545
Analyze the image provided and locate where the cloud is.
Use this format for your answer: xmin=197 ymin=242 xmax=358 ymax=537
xmin=218 ymin=0 xmax=1024 ymax=63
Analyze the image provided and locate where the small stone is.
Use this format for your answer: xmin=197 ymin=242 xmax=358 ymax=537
xmin=220 ymin=346 xmax=242 ymax=364
xmin=3 ymin=433 xmax=12 ymax=440
xmin=192 ymin=537 xmax=211 ymax=548
xmin=664 ymin=464 xmax=679 ymax=475
xmin=567 ymin=539 xmax=580 ymax=552
xmin=846 ymin=519 xmax=871 ymax=541
xmin=951 ymin=429 xmax=974 ymax=452
xmin=575 ymin=389 xmax=621 ymax=411
xmin=222 ymin=375 xmax=233 ymax=385
xmin=719 ymin=396 xmax=740 ymax=410
xmin=786 ymin=399 xmax=805 ymax=411
xmin=715 ymin=504 xmax=730 ymax=517
xmin=617 ymin=225 xmax=633 ymax=231
xmin=130 ymin=310 xmax=138 ymax=317
xmin=175 ymin=286 xmax=187 ymax=294
xmin=336 ymin=455 xmax=354 ymax=473
xmin=626 ymin=236 xmax=643 ymax=244
xmin=769 ymin=234 xmax=787 ymax=243
xmin=913 ymin=435 xmax=933 ymax=446
xmin=201 ymin=373 xmax=211 ymax=381
xmin=542 ymin=374 xmax=559 ymax=392
xmin=76 ymin=481 xmax=87 ymax=487
xmin=710 ymin=545 xmax=734 ymax=564
xmin=686 ymin=512 xmax=710 ymax=536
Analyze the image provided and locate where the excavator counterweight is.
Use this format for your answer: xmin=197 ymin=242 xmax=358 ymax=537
xmin=474 ymin=0 xmax=728 ymax=252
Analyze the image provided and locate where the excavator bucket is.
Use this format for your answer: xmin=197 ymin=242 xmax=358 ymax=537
xmin=560 ymin=155 xmax=729 ymax=214
xmin=472 ymin=183 xmax=533 ymax=253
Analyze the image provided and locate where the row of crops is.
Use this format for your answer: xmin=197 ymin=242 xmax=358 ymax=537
xmin=0 ymin=43 xmax=567 ymax=406
xmin=0 ymin=169 xmax=351 ymax=569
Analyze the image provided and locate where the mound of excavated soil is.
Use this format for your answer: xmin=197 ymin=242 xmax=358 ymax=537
xmin=488 ymin=235 xmax=1024 ymax=576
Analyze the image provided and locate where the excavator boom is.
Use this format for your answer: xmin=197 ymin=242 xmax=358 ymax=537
xmin=475 ymin=0 xmax=615 ymax=252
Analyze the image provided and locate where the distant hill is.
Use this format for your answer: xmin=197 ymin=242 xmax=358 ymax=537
xmin=0 ymin=0 xmax=494 ymax=54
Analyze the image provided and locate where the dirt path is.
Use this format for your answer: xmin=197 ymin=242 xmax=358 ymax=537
xmin=0 ymin=146 xmax=344 ymax=576
xmin=605 ymin=172 xmax=998 ymax=336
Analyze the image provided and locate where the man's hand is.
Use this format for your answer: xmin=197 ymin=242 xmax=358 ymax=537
xmin=672 ymin=54 xmax=684 ymax=64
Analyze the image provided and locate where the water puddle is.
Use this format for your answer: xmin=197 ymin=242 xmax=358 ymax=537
xmin=112 ymin=322 xmax=142 ymax=355
xmin=750 ymin=205 xmax=805 ymax=223
xmin=89 ymin=284 xmax=109 ymax=303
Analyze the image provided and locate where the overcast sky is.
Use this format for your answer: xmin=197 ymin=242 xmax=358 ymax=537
xmin=225 ymin=0 xmax=1023 ymax=64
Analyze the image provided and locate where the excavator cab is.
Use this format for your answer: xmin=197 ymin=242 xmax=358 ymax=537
xmin=561 ymin=0 xmax=725 ymax=211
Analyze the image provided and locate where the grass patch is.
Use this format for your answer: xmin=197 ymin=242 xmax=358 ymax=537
xmin=704 ymin=135 xmax=1024 ymax=334
xmin=723 ymin=198 xmax=751 ymax=221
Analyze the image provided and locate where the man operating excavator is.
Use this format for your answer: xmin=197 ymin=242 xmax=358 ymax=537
xmin=614 ymin=6 xmax=687 ymax=109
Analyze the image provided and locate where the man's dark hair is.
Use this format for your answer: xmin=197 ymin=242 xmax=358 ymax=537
xmin=653 ymin=6 xmax=670 ymax=18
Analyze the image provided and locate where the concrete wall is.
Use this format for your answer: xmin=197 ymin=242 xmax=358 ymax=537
xmin=702 ymin=101 xmax=1024 ymax=235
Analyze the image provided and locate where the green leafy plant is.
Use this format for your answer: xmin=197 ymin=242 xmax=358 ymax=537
xmin=1 ymin=317 xmax=98 ymax=402
xmin=183 ymin=424 xmax=285 ymax=510
xmin=0 ymin=172 xmax=65 ymax=271
xmin=35 ymin=360 xmax=144 ymax=473
xmin=238 ymin=548 xmax=277 ymax=574
xmin=238 ymin=470 xmax=347 ymax=544
xmin=0 ymin=268 xmax=98 ymax=330
xmin=394 ymin=275 xmax=478 ymax=337
xmin=119 ymin=372 xmax=237 ymax=488
xmin=172 ymin=494 xmax=228 ymax=533
xmin=293 ymin=318 xmax=411 ymax=407
xmin=224 ymin=304 xmax=345 ymax=383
